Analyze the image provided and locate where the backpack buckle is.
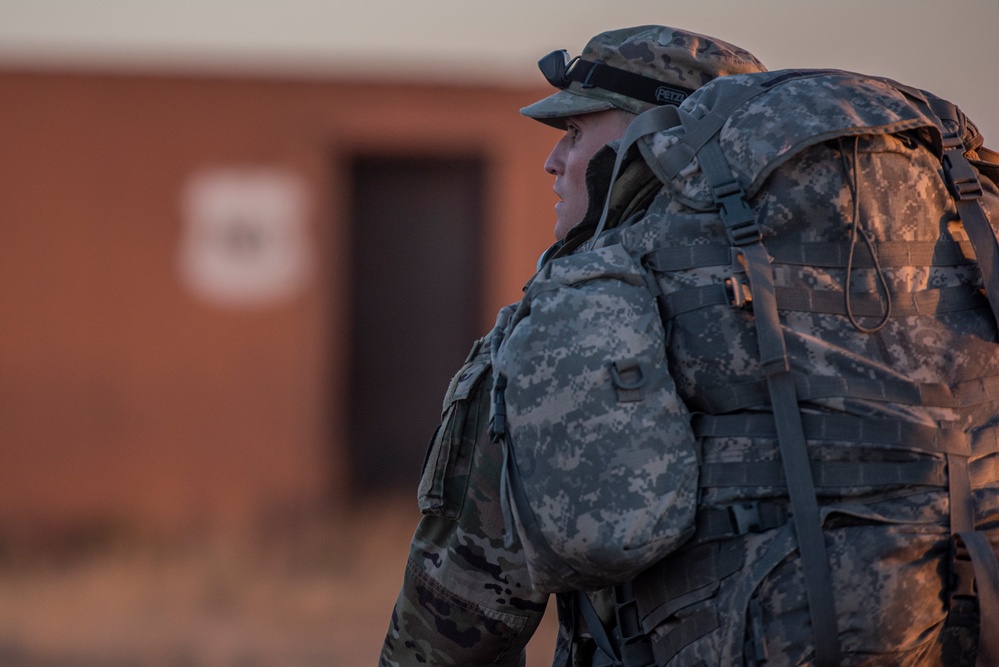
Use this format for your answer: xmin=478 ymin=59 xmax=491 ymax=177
xmin=714 ymin=181 xmax=761 ymax=246
xmin=942 ymin=148 xmax=984 ymax=202
xmin=728 ymin=501 xmax=764 ymax=534
xmin=489 ymin=374 xmax=508 ymax=441
xmin=949 ymin=538 xmax=977 ymax=601
xmin=725 ymin=275 xmax=753 ymax=309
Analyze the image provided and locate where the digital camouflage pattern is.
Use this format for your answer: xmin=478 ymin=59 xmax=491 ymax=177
xmin=380 ymin=22 xmax=764 ymax=663
xmin=492 ymin=243 xmax=699 ymax=593
xmin=379 ymin=332 xmax=552 ymax=667
xmin=615 ymin=70 xmax=999 ymax=666
xmin=495 ymin=69 xmax=999 ymax=665
xmin=520 ymin=25 xmax=766 ymax=129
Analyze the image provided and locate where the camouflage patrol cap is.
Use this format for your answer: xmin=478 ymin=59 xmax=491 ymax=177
xmin=521 ymin=25 xmax=767 ymax=129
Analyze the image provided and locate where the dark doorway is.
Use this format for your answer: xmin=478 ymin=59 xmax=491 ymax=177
xmin=346 ymin=154 xmax=485 ymax=494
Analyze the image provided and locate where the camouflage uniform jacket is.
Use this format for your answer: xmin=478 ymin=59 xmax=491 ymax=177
xmin=380 ymin=135 xmax=643 ymax=667
xmin=379 ymin=331 xmax=554 ymax=666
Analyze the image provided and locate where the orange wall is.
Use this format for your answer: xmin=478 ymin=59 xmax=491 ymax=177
xmin=0 ymin=69 xmax=560 ymax=538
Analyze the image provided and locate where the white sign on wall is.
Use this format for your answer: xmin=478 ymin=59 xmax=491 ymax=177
xmin=178 ymin=168 xmax=314 ymax=308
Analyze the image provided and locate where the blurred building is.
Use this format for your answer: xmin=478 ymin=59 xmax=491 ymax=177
xmin=0 ymin=66 xmax=557 ymax=543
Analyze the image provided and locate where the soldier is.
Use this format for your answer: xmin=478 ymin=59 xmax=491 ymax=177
xmin=378 ymin=25 xmax=766 ymax=667
xmin=492 ymin=32 xmax=999 ymax=667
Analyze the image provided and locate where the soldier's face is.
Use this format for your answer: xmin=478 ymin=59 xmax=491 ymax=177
xmin=544 ymin=110 xmax=633 ymax=240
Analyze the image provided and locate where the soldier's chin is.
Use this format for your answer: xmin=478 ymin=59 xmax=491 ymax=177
xmin=553 ymin=213 xmax=574 ymax=241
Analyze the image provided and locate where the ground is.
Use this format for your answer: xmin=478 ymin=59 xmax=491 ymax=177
xmin=0 ymin=497 xmax=559 ymax=667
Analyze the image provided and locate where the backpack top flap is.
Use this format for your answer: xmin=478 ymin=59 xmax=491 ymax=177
xmin=638 ymin=69 xmax=946 ymax=207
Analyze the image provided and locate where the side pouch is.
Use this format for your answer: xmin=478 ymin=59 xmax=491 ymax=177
xmin=493 ymin=243 xmax=699 ymax=592
xmin=418 ymin=336 xmax=492 ymax=520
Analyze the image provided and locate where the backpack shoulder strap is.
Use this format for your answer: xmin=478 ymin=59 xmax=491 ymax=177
xmin=586 ymin=103 xmax=681 ymax=247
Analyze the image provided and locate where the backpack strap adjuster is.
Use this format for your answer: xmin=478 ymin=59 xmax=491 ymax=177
xmin=724 ymin=275 xmax=753 ymax=309
xmin=942 ymin=138 xmax=985 ymax=202
xmin=714 ymin=181 xmax=762 ymax=246
xmin=949 ymin=539 xmax=977 ymax=601
xmin=728 ymin=501 xmax=764 ymax=534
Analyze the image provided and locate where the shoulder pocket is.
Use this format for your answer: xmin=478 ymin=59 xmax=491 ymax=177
xmin=417 ymin=337 xmax=493 ymax=520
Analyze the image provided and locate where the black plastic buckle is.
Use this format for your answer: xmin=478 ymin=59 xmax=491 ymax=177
xmin=939 ymin=129 xmax=965 ymax=152
xmin=488 ymin=375 xmax=507 ymax=441
xmin=728 ymin=501 xmax=764 ymax=534
xmin=714 ymin=181 xmax=761 ymax=246
xmin=613 ymin=582 xmax=656 ymax=667
xmin=942 ymin=149 xmax=984 ymax=202
xmin=949 ymin=539 xmax=977 ymax=601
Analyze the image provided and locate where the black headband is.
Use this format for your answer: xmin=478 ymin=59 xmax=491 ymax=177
xmin=539 ymin=49 xmax=694 ymax=107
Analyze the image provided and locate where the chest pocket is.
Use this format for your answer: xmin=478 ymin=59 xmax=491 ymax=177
xmin=417 ymin=337 xmax=493 ymax=520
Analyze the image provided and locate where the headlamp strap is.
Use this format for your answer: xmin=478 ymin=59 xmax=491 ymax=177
xmin=567 ymin=59 xmax=693 ymax=107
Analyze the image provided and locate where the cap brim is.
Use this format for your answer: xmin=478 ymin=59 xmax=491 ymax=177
xmin=519 ymin=89 xmax=619 ymax=129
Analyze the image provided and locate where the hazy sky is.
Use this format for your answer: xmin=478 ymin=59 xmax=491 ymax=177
xmin=0 ymin=0 xmax=996 ymax=139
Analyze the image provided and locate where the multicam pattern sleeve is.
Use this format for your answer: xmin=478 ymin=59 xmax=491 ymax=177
xmin=379 ymin=332 xmax=550 ymax=667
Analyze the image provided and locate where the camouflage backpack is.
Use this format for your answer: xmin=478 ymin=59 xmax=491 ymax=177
xmin=490 ymin=69 xmax=999 ymax=666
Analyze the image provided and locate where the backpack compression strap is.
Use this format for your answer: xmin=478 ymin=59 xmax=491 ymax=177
xmin=643 ymin=71 xmax=843 ymax=667
xmin=694 ymin=136 xmax=842 ymax=667
xmin=602 ymin=72 xmax=842 ymax=665
xmin=925 ymin=96 xmax=999 ymax=667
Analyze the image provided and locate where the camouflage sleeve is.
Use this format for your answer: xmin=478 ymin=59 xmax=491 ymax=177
xmin=379 ymin=334 xmax=549 ymax=667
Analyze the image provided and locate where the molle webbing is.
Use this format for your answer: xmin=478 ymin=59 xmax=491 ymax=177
xmin=686 ymin=373 xmax=999 ymax=415
xmin=644 ymin=239 xmax=979 ymax=273
xmin=633 ymin=527 xmax=802 ymax=666
xmin=693 ymin=501 xmax=788 ymax=543
xmin=694 ymin=413 xmax=978 ymax=455
xmin=646 ymin=236 xmax=988 ymax=321
xmin=660 ymin=283 xmax=987 ymax=318
xmin=634 ymin=541 xmax=743 ymax=661
xmin=644 ymin=236 xmax=986 ymax=321
xmin=700 ymin=460 xmax=947 ymax=490
xmin=762 ymin=239 xmax=979 ymax=268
